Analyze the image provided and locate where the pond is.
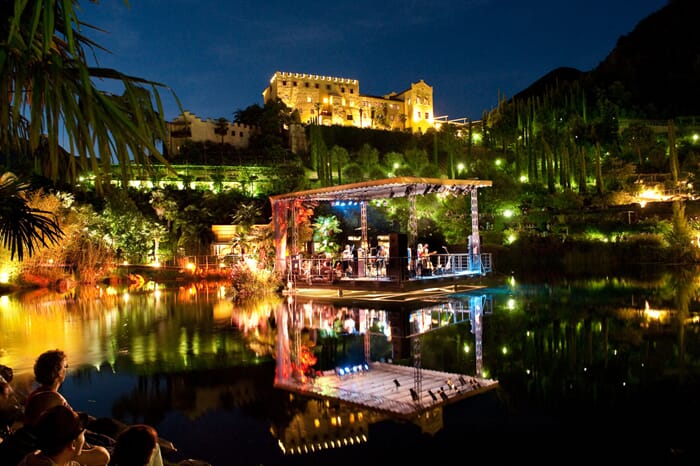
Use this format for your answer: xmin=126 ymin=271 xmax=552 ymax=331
xmin=1 ymin=269 xmax=700 ymax=465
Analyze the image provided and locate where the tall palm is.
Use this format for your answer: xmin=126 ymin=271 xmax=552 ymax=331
xmin=1 ymin=1 xmax=176 ymax=259
xmin=0 ymin=173 xmax=62 ymax=261
xmin=0 ymin=0 xmax=177 ymax=189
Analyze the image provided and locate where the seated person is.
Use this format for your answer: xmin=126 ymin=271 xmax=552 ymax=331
xmin=1 ymin=370 xmax=23 ymax=439
xmin=375 ymin=245 xmax=387 ymax=271
xmin=23 ymin=350 xmax=111 ymax=466
xmin=26 ymin=349 xmax=70 ymax=406
xmin=319 ymin=254 xmax=333 ymax=281
xmin=300 ymin=260 xmax=311 ymax=279
xmin=18 ymin=404 xmax=89 ymax=466
xmin=341 ymin=245 xmax=353 ymax=275
xmin=109 ymin=424 xmax=162 ymax=466
xmin=333 ymin=261 xmax=344 ymax=279
xmin=1 ymin=387 xmax=109 ymax=466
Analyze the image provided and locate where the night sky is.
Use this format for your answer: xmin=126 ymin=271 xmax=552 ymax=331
xmin=79 ymin=0 xmax=669 ymax=122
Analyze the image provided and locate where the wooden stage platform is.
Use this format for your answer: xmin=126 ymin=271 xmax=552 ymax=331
xmin=284 ymin=283 xmax=486 ymax=305
xmin=274 ymin=361 xmax=498 ymax=420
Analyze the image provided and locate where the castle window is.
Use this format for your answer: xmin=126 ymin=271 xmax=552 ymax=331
xmin=305 ymin=82 xmax=309 ymax=88
xmin=315 ymin=83 xmax=319 ymax=89
xmin=341 ymin=87 xmax=345 ymax=93
xmin=347 ymin=114 xmax=353 ymax=121
xmin=306 ymin=96 xmax=312 ymax=103
xmin=326 ymin=84 xmax=331 ymax=90
xmin=425 ymin=112 xmax=429 ymax=119
xmin=293 ymin=81 xmax=297 ymax=86
xmin=350 ymin=89 xmax=354 ymax=94
xmin=239 ymin=131 xmax=244 ymax=137
xmin=282 ymin=80 xmax=287 ymax=86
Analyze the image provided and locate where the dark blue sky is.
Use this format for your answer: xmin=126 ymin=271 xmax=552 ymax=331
xmin=80 ymin=0 xmax=669 ymax=122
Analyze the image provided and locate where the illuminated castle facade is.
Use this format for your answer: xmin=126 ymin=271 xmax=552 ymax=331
xmin=166 ymin=111 xmax=257 ymax=156
xmin=263 ymin=71 xmax=435 ymax=134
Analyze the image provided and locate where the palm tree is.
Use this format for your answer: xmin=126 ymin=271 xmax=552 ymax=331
xmin=0 ymin=1 xmax=176 ymax=189
xmin=231 ymin=201 xmax=263 ymax=229
xmin=0 ymin=1 xmax=177 ymax=259
xmin=213 ymin=117 xmax=229 ymax=164
xmin=0 ymin=174 xmax=62 ymax=261
xmin=214 ymin=118 xmax=229 ymax=144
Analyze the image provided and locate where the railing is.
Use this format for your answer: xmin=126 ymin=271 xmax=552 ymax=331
xmin=288 ymin=252 xmax=492 ymax=284
xmin=112 ymin=251 xmax=494 ymax=279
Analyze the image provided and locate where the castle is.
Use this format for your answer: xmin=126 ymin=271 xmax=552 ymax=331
xmin=165 ymin=111 xmax=257 ymax=157
xmin=262 ymin=71 xmax=435 ymax=134
xmin=166 ymin=72 xmax=437 ymax=156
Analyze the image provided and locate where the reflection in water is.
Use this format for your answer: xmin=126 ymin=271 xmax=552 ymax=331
xmin=2 ymin=268 xmax=700 ymax=464
xmin=0 ymin=282 xmax=260 ymax=377
xmin=271 ymin=291 xmax=492 ymax=456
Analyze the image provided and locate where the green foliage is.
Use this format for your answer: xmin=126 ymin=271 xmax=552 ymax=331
xmin=0 ymin=173 xmax=63 ymax=261
xmin=99 ymin=190 xmax=168 ymax=263
xmin=228 ymin=262 xmax=282 ymax=301
xmin=341 ymin=163 xmax=364 ymax=183
xmin=312 ymin=215 xmax=342 ymax=254
xmin=665 ymin=201 xmax=697 ymax=263
xmin=174 ymin=205 xmax=215 ymax=257
xmin=549 ymin=189 xmax=584 ymax=211
xmin=0 ymin=0 xmax=175 ymax=191
xmin=315 ymin=125 xmax=414 ymax=154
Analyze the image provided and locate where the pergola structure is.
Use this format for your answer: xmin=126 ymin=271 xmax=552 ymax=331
xmin=269 ymin=177 xmax=493 ymax=276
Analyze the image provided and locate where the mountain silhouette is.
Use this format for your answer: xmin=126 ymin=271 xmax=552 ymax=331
xmin=511 ymin=0 xmax=699 ymax=119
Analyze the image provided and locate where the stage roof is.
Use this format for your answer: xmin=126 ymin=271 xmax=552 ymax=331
xmin=269 ymin=177 xmax=492 ymax=203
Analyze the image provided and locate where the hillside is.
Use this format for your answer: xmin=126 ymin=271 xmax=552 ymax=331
xmin=512 ymin=0 xmax=700 ymax=119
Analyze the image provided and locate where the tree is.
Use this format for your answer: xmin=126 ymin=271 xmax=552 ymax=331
xmin=231 ymin=202 xmax=262 ymax=229
xmin=0 ymin=1 xmax=177 ymax=260
xmin=0 ymin=173 xmax=62 ymax=261
xmin=214 ymin=117 xmax=229 ymax=144
xmin=213 ymin=117 xmax=229 ymax=165
xmin=329 ymin=145 xmax=349 ymax=184
xmin=234 ymin=104 xmax=264 ymax=126
xmin=620 ymin=122 xmax=655 ymax=165
xmin=100 ymin=189 xmax=167 ymax=264
xmin=311 ymin=215 xmax=342 ymax=255
xmin=0 ymin=1 xmax=176 ymax=189
xmin=173 ymin=205 xmax=215 ymax=257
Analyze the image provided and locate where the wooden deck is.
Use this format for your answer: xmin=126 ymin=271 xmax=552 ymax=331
xmin=274 ymin=361 xmax=498 ymax=420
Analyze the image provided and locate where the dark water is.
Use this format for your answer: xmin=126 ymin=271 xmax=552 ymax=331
xmin=2 ymin=270 xmax=700 ymax=465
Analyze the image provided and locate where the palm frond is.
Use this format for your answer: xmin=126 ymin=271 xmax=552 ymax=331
xmin=0 ymin=174 xmax=63 ymax=261
xmin=1 ymin=1 xmax=179 ymax=192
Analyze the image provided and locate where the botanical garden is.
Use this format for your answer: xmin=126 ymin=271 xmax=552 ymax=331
xmin=1 ymin=2 xmax=699 ymax=299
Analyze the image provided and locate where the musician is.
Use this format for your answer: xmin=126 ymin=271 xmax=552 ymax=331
xmin=375 ymin=245 xmax=387 ymax=275
xmin=415 ymin=243 xmax=423 ymax=277
xmin=421 ymin=244 xmax=435 ymax=276
xmin=341 ymin=244 xmax=353 ymax=276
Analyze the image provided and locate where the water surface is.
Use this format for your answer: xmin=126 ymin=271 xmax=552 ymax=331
xmin=2 ymin=271 xmax=699 ymax=465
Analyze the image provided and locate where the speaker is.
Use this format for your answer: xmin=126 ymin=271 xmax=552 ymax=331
xmin=388 ymin=233 xmax=408 ymax=279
